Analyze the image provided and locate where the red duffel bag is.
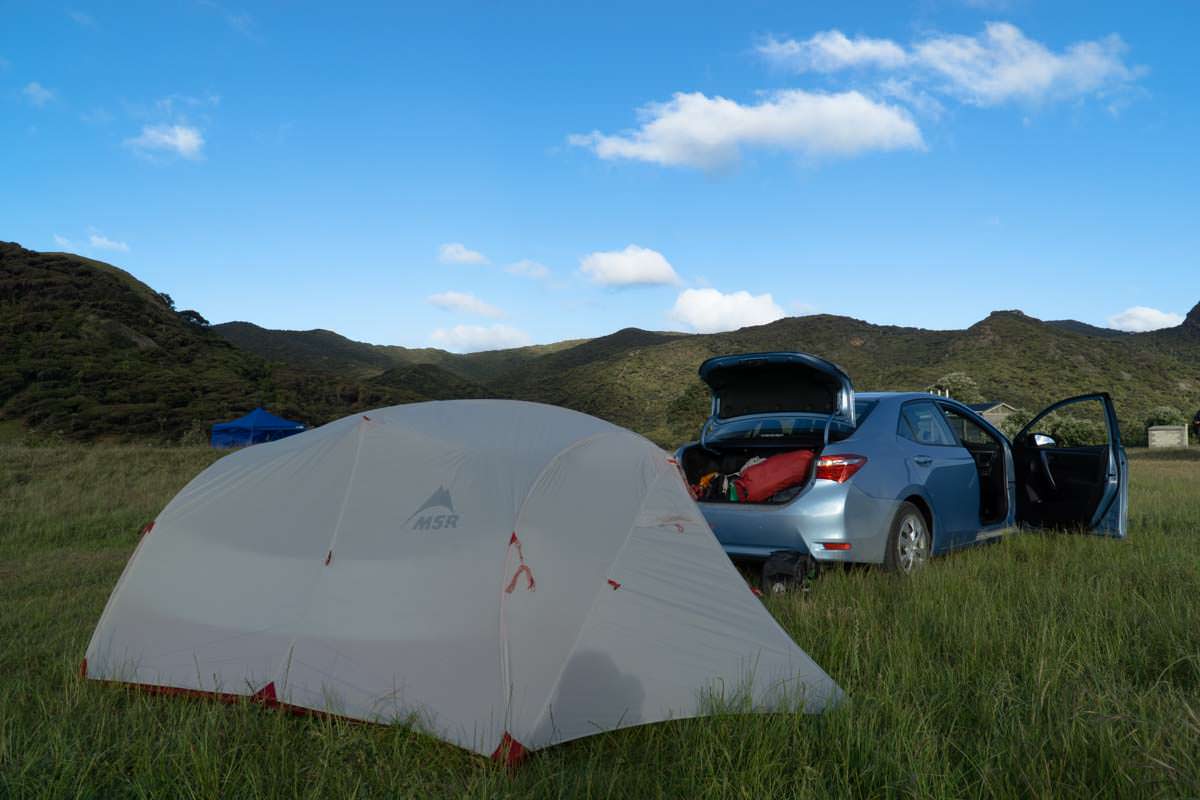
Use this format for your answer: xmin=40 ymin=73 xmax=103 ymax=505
xmin=734 ymin=450 xmax=815 ymax=502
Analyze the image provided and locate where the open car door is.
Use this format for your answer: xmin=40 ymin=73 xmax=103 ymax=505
xmin=1011 ymin=393 xmax=1127 ymax=538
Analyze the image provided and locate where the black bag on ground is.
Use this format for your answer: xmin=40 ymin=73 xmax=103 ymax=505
xmin=761 ymin=549 xmax=819 ymax=594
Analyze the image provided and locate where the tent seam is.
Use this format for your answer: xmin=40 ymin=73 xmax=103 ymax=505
xmin=497 ymin=428 xmax=634 ymax=744
xmin=523 ymin=454 xmax=667 ymax=745
xmin=275 ymin=418 xmax=367 ymax=701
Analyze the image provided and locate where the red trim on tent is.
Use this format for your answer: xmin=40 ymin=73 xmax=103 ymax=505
xmin=250 ymin=681 xmax=278 ymax=704
xmin=505 ymin=564 xmax=535 ymax=593
xmin=362 ymin=415 xmax=371 ymax=422
xmin=504 ymin=532 xmax=535 ymax=593
xmin=86 ymin=673 xmax=533 ymax=763
xmin=665 ymin=457 xmax=678 ymax=465
xmin=490 ymin=732 xmax=527 ymax=766
xmin=140 ymin=520 xmax=155 ymax=536
xmin=85 ymin=675 xmax=365 ymax=725
xmin=607 ymin=579 xmax=621 ymax=590
xmin=101 ymin=679 xmax=266 ymax=707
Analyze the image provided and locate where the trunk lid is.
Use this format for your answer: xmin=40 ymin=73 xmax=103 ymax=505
xmin=698 ymin=352 xmax=855 ymax=448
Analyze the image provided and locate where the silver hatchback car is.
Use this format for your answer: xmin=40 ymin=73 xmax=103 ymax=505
xmin=675 ymin=353 xmax=1128 ymax=584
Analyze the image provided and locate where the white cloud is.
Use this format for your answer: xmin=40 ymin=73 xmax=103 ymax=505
xmin=506 ymin=259 xmax=551 ymax=279
xmin=88 ymin=230 xmax=129 ymax=252
xmin=758 ymin=31 xmax=908 ymax=72
xmin=438 ymin=242 xmax=489 ymax=265
xmin=124 ymin=124 xmax=205 ymax=159
xmin=669 ymin=288 xmax=786 ymax=333
xmin=427 ymin=291 xmax=505 ymax=318
xmin=22 ymin=81 xmax=55 ymax=107
xmin=758 ymin=24 xmax=1141 ymax=108
xmin=570 ymin=89 xmax=923 ymax=170
xmin=879 ymin=78 xmax=946 ymax=119
xmin=53 ymin=234 xmax=73 ymax=249
xmin=579 ymin=245 xmax=681 ymax=287
xmin=1107 ymin=306 xmax=1184 ymax=332
xmin=68 ymin=10 xmax=94 ymax=26
xmin=913 ymin=22 xmax=1140 ymax=106
xmin=430 ymin=324 xmax=532 ymax=352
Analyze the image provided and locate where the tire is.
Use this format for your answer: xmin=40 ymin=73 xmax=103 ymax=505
xmin=883 ymin=502 xmax=931 ymax=574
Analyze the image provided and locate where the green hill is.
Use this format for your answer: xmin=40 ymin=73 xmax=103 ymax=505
xmin=211 ymin=321 xmax=585 ymax=384
xmin=0 ymin=243 xmax=429 ymax=439
xmin=490 ymin=309 xmax=1200 ymax=445
xmin=1044 ymin=319 xmax=1131 ymax=339
xmin=6 ymin=243 xmax=1199 ymax=447
xmin=369 ymin=363 xmax=495 ymax=400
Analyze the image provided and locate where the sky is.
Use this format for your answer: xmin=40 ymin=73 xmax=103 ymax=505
xmin=3 ymin=1 xmax=1198 ymax=351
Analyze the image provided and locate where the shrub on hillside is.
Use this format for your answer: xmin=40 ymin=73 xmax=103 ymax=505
xmin=1144 ymin=405 xmax=1186 ymax=429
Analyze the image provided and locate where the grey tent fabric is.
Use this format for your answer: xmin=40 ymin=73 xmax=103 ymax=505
xmin=85 ymin=400 xmax=841 ymax=758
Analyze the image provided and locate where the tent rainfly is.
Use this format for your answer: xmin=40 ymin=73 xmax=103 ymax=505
xmin=85 ymin=400 xmax=842 ymax=762
xmin=210 ymin=407 xmax=305 ymax=448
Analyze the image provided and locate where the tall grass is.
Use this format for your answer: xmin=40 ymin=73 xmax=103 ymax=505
xmin=2 ymin=445 xmax=1198 ymax=798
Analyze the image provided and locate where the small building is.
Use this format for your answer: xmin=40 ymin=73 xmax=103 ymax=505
xmin=966 ymin=401 xmax=1019 ymax=429
xmin=1148 ymin=425 xmax=1189 ymax=449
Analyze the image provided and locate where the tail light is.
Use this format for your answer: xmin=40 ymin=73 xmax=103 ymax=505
xmin=819 ymin=542 xmax=852 ymax=551
xmin=815 ymin=454 xmax=867 ymax=483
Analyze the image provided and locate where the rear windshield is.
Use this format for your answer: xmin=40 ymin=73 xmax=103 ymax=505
xmin=706 ymin=400 xmax=876 ymax=445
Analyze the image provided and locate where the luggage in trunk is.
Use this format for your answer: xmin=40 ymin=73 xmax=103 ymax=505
xmin=681 ymin=445 xmax=817 ymax=505
xmin=735 ymin=450 xmax=816 ymax=502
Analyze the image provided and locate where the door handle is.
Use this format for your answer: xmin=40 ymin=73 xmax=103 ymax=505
xmin=913 ymin=455 xmax=933 ymax=466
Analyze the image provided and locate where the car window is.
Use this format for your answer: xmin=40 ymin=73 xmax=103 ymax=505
xmin=1024 ymin=397 xmax=1112 ymax=448
xmin=898 ymin=401 xmax=958 ymax=447
xmin=854 ymin=399 xmax=878 ymax=425
xmin=940 ymin=405 xmax=997 ymax=446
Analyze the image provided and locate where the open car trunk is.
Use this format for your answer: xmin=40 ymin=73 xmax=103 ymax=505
xmin=679 ymin=442 xmax=820 ymax=504
xmin=678 ymin=352 xmax=854 ymax=505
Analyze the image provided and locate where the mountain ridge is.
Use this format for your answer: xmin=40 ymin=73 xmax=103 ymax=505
xmin=4 ymin=242 xmax=1199 ymax=446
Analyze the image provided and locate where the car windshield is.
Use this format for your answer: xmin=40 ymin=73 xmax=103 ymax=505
xmin=705 ymin=400 xmax=876 ymax=445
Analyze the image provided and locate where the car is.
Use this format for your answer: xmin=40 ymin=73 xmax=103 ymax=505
xmin=675 ymin=352 xmax=1128 ymax=587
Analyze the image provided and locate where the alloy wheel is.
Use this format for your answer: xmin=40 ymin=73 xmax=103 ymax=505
xmin=896 ymin=513 xmax=929 ymax=573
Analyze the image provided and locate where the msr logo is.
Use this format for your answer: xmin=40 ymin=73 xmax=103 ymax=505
xmin=404 ymin=487 xmax=460 ymax=531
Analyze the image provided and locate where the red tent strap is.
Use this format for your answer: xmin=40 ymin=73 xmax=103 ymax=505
xmin=490 ymin=732 xmax=527 ymax=766
xmin=140 ymin=521 xmax=155 ymax=536
xmin=505 ymin=564 xmax=535 ymax=594
xmin=607 ymin=579 xmax=621 ymax=590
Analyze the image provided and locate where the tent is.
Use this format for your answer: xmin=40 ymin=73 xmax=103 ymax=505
xmin=210 ymin=407 xmax=305 ymax=448
xmin=85 ymin=400 xmax=841 ymax=761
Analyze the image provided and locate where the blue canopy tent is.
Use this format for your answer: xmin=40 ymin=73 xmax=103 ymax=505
xmin=210 ymin=408 xmax=306 ymax=448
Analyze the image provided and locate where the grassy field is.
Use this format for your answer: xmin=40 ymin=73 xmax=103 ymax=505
xmin=1 ymin=445 xmax=1198 ymax=799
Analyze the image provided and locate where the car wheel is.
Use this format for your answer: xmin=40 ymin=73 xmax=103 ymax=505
xmin=884 ymin=502 xmax=931 ymax=574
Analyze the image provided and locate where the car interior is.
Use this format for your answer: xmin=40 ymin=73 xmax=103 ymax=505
xmin=1009 ymin=398 xmax=1112 ymax=530
xmin=938 ymin=405 xmax=1008 ymax=525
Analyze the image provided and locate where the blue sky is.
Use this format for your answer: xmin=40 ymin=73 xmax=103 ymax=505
xmin=3 ymin=1 xmax=1197 ymax=351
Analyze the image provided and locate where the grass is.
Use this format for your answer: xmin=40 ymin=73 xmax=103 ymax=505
xmin=1 ymin=444 xmax=1198 ymax=798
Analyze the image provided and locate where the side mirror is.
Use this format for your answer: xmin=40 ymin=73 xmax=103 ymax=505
xmin=1031 ymin=432 xmax=1057 ymax=448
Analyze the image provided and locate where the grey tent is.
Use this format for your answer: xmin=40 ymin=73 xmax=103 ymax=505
xmin=85 ymin=400 xmax=840 ymax=761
